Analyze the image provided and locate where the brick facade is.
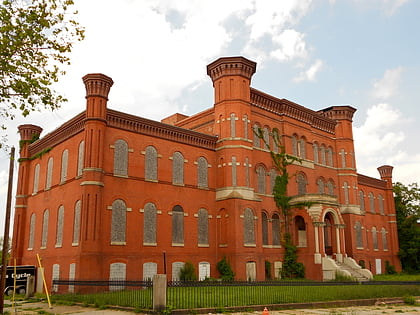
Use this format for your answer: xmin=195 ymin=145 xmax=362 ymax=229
xmin=12 ymin=56 xmax=400 ymax=290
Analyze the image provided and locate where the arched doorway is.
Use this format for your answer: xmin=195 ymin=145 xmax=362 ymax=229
xmin=324 ymin=213 xmax=334 ymax=256
xmin=294 ymin=216 xmax=307 ymax=247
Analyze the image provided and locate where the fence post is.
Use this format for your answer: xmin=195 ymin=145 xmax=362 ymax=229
xmin=25 ymin=275 xmax=35 ymax=298
xmin=153 ymin=274 xmax=167 ymax=312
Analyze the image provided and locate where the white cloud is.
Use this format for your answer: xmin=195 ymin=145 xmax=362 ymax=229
xmin=270 ymin=29 xmax=308 ymax=61
xmin=371 ymin=67 xmax=403 ymax=100
xmin=294 ymin=59 xmax=323 ymax=82
xmin=381 ymin=0 xmax=409 ymax=16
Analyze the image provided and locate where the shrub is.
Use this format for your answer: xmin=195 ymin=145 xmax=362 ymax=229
xmin=179 ymin=262 xmax=197 ymax=281
xmin=385 ymin=261 xmax=397 ymax=274
xmin=216 ymin=257 xmax=235 ymax=281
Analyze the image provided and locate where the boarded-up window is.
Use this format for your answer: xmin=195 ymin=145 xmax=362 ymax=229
xmin=359 ymin=191 xmax=365 ymax=213
xmin=381 ymin=228 xmax=388 ymax=250
xmin=297 ymin=173 xmax=307 ymax=195
xmin=28 ymin=213 xmax=36 ymax=250
xmin=369 ymin=193 xmax=375 ymax=214
xmin=52 ymin=264 xmax=60 ymax=292
xmin=172 ymin=152 xmax=184 ymax=185
xmin=33 ymin=164 xmax=40 ymax=194
xmin=60 ymin=149 xmax=69 ymax=183
xmin=77 ymin=140 xmax=84 ymax=176
xmin=111 ymin=199 xmax=126 ymax=244
xmin=145 ymin=146 xmax=158 ymax=181
xmin=197 ymin=157 xmax=208 ymax=188
xmin=262 ymin=212 xmax=268 ymax=246
xmin=114 ymin=139 xmax=128 ymax=176
xmin=73 ymin=200 xmax=81 ymax=245
xmin=143 ymin=262 xmax=157 ymax=281
xmin=41 ymin=209 xmax=49 ymax=248
xmin=109 ymin=263 xmax=126 ymax=291
xmin=378 ymin=195 xmax=384 ymax=215
xmin=55 ymin=205 xmax=64 ymax=247
xmin=256 ymin=165 xmax=266 ymax=194
xmin=46 ymin=157 xmax=53 ymax=190
xmin=144 ymin=202 xmax=157 ymax=245
xmin=243 ymin=208 xmax=255 ymax=245
xmin=272 ymin=214 xmax=281 ymax=246
xmin=172 ymin=205 xmax=184 ymax=245
xmin=372 ymin=227 xmax=378 ymax=250
xmin=198 ymin=208 xmax=209 ymax=246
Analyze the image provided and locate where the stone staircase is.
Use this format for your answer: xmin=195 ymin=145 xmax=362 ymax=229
xmin=322 ymin=256 xmax=373 ymax=281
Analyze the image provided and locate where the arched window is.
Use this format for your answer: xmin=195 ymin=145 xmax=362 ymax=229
xmin=197 ymin=157 xmax=208 ymax=188
xmin=298 ymin=137 xmax=306 ymax=159
xmin=199 ymin=262 xmax=211 ymax=280
xmin=320 ymin=145 xmax=326 ymax=165
xmin=272 ymin=128 xmax=280 ymax=153
xmin=369 ymin=193 xmax=375 ymax=214
xmin=28 ymin=213 xmax=36 ymax=250
xmin=114 ymin=139 xmax=128 ymax=176
xmin=340 ymin=148 xmax=346 ymax=168
xmin=69 ymin=263 xmax=76 ymax=293
xmin=171 ymin=262 xmax=185 ymax=281
xmin=359 ymin=191 xmax=365 ymax=213
xmin=172 ymin=205 xmax=184 ymax=245
xmin=272 ymin=214 xmax=280 ymax=246
xmin=60 ymin=149 xmax=69 ymax=183
xmin=145 ymin=145 xmax=158 ymax=181
xmin=372 ymin=227 xmax=378 ymax=250
xmin=256 ymin=165 xmax=266 ymax=194
xmin=109 ymin=262 xmax=126 ymax=291
xmin=326 ymin=147 xmax=333 ymax=166
xmin=317 ymin=178 xmax=325 ymax=194
xmin=111 ymin=199 xmax=126 ymax=244
xmin=253 ymin=124 xmax=260 ymax=147
xmin=55 ymin=205 xmax=64 ymax=247
xmin=295 ymin=216 xmax=307 ymax=247
xmin=77 ymin=140 xmax=84 ymax=176
xmin=297 ymin=172 xmax=307 ymax=195
xmin=243 ymin=208 xmax=255 ymax=245
xmin=263 ymin=127 xmax=270 ymax=149
xmin=46 ymin=157 xmax=53 ymax=190
xmin=231 ymin=156 xmax=237 ymax=187
xmin=143 ymin=262 xmax=157 ymax=281
xmin=197 ymin=208 xmax=209 ymax=246
xmin=355 ymin=221 xmax=363 ymax=248
xmin=343 ymin=182 xmax=349 ymax=204
xmin=143 ymin=202 xmax=157 ymax=245
xmin=33 ymin=163 xmax=40 ymax=194
xmin=73 ymin=200 xmax=81 ymax=245
xmin=269 ymin=169 xmax=277 ymax=195
xmin=327 ymin=180 xmax=334 ymax=195
xmin=313 ymin=142 xmax=319 ymax=163
xmin=172 ymin=151 xmax=184 ymax=185
xmin=381 ymin=228 xmax=388 ymax=250
xmin=52 ymin=264 xmax=60 ymax=292
xmin=41 ymin=209 xmax=49 ymax=248
xmin=291 ymin=135 xmax=298 ymax=156
xmin=378 ymin=195 xmax=384 ymax=215
xmin=262 ymin=212 xmax=269 ymax=246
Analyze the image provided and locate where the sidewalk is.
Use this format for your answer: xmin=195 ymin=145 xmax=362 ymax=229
xmin=4 ymin=300 xmax=420 ymax=315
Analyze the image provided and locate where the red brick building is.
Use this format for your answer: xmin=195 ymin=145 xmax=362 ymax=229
xmin=11 ymin=56 xmax=400 ymax=290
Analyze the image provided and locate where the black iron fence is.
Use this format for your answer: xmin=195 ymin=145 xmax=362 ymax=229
xmin=52 ymin=279 xmax=420 ymax=312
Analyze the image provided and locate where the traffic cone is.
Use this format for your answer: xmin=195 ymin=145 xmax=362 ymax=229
xmin=262 ymin=307 xmax=270 ymax=315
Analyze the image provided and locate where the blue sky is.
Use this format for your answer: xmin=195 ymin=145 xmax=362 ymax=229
xmin=0 ymin=0 xmax=419 ymax=232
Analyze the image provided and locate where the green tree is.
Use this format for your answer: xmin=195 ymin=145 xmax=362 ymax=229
xmin=255 ymin=128 xmax=309 ymax=278
xmin=0 ymin=0 xmax=84 ymax=146
xmin=393 ymin=182 xmax=420 ymax=273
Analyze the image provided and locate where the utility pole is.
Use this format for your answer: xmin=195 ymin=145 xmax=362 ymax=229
xmin=0 ymin=147 xmax=15 ymax=314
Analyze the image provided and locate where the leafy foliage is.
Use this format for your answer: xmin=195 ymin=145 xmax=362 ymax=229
xmin=216 ymin=256 xmax=235 ymax=281
xmin=179 ymin=261 xmax=197 ymax=281
xmin=254 ymin=128 xmax=308 ymax=278
xmin=393 ymin=182 xmax=420 ymax=273
xmin=0 ymin=0 xmax=84 ymax=146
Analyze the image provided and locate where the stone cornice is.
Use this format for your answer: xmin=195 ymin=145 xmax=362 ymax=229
xmin=250 ymin=88 xmax=337 ymax=134
xmin=357 ymin=173 xmax=387 ymax=189
xmin=28 ymin=112 xmax=85 ymax=156
xmin=107 ymin=109 xmax=217 ymax=150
